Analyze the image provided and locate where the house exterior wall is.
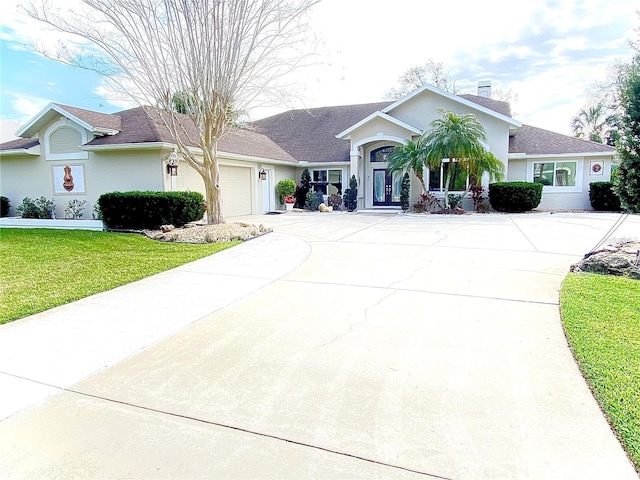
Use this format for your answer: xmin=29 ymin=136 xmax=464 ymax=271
xmin=507 ymin=154 xmax=615 ymax=210
xmin=0 ymin=147 xmax=162 ymax=218
xmin=388 ymin=92 xmax=511 ymax=168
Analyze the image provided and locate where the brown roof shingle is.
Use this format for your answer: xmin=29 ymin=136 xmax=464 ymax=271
xmin=252 ymin=102 xmax=393 ymax=163
xmin=86 ymin=107 xmax=296 ymax=162
xmin=509 ymin=124 xmax=615 ymax=155
xmin=54 ymin=103 xmax=122 ymax=132
xmin=0 ymin=137 xmax=40 ymax=151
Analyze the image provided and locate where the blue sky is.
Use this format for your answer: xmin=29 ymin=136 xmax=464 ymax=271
xmin=1 ymin=0 xmax=638 ymax=137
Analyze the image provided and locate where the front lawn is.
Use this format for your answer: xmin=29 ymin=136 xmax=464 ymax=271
xmin=0 ymin=228 xmax=238 ymax=324
xmin=561 ymin=273 xmax=640 ymax=472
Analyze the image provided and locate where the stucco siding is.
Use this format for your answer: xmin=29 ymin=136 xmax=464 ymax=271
xmin=0 ymin=149 xmax=163 ymax=218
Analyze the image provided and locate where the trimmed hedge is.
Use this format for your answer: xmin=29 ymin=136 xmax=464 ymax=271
xmin=488 ymin=182 xmax=543 ymax=212
xmin=98 ymin=191 xmax=205 ymax=229
xmin=0 ymin=196 xmax=10 ymax=217
xmin=590 ymin=181 xmax=621 ymax=211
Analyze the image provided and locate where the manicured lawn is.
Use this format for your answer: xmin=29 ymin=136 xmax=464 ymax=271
xmin=561 ymin=273 xmax=640 ymax=472
xmin=0 ymin=228 xmax=238 ymax=324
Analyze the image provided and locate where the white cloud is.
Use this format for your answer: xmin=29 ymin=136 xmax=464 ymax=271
xmin=9 ymin=94 xmax=51 ymax=122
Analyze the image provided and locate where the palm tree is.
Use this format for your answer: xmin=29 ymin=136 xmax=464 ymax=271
xmin=422 ymin=110 xmax=487 ymax=209
xmin=571 ymin=103 xmax=617 ymax=143
xmin=388 ymin=140 xmax=427 ymax=193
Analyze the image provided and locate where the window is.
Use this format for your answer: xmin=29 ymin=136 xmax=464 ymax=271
xmin=533 ymin=161 xmax=577 ymax=187
xmin=370 ymin=146 xmax=394 ymax=163
xmin=312 ymin=169 xmax=342 ymax=195
xmin=429 ymin=160 xmax=468 ymax=192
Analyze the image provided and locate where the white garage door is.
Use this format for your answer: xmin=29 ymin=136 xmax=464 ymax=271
xmin=220 ymin=165 xmax=252 ymax=217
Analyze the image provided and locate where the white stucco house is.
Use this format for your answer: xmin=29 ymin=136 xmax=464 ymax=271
xmin=0 ymin=82 xmax=615 ymax=219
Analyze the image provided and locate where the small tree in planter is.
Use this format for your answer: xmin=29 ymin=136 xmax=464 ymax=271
xmin=343 ymin=175 xmax=358 ymax=212
xmin=276 ymin=179 xmax=296 ymax=206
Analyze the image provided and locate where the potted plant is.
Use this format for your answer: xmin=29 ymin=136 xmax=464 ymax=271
xmin=284 ymin=195 xmax=296 ymax=212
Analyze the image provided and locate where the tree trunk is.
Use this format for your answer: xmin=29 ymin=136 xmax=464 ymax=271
xmin=202 ymin=144 xmax=224 ymax=225
xmin=442 ymin=158 xmax=454 ymax=209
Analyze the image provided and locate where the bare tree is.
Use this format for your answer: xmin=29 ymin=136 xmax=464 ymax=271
xmin=24 ymin=0 xmax=319 ymax=224
xmin=384 ymin=59 xmax=458 ymax=100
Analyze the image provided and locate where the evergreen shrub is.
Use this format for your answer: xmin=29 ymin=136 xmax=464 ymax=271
xmin=589 ymin=182 xmax=621 ymax=211
xmin=98 ymin=191 xmax=205 ymax=229
xmin=488 ymin=182 xmax=543 ymax=212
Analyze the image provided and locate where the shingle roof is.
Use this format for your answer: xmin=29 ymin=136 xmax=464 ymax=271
xmin=0 ymin=137 xmax=40 ymax=151
xmin=252 ymin=102 xmax=393 ymax=163
xmin=54 ymin=103 xmax=122 ymax=132
xmin=86 ymin=107 xmax=296 ymax=162
xmin=459 ymin=94 xmax=512 ymax=117
xmin=509 ymin=124 xmax=615 ymax=155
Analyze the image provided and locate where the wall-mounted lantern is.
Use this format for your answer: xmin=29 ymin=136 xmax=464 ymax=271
xmin=166 ymin=151 xmax=179 ymax=176
xmin=258 ymin=168 xmax=267 ymax=181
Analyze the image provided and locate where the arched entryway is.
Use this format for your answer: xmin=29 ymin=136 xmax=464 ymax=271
xmin=369 ymin=145 xmax=403 ymax=207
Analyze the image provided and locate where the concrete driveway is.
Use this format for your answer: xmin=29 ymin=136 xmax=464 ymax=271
xmin=1 ymin=212 xmax=638 ymax=479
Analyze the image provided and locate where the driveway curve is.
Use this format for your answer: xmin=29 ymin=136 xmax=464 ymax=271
xmin=1 ymin=212 xmax=638 ymax=479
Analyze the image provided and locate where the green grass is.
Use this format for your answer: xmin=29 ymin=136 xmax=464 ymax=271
xmin=0 ymin=228 xmax=238 ymax=324
xmin=561 ymin=273 xmax=640 ymax=472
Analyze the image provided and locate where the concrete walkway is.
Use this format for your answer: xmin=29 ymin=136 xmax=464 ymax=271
xmin=1 ymin=212 xmax=638 ymax=479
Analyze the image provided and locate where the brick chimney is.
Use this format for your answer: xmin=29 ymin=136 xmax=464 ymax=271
xmin=478 ymin=80 xmax=492 ymax=98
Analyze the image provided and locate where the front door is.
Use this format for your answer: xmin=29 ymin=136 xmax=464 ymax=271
xmin=373 ymin=169 xmax=402 ymax=206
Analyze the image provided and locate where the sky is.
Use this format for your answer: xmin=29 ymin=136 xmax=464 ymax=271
xmin=0 ymin=0 xmax=638 ymax=139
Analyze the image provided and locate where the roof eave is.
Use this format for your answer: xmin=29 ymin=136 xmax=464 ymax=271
xmin=508 ymin=151 xmax=615 ymax=159
xmin=0 ymin=148 xmax=40 ymax=157
xmin=335 ymin=111 xmax=422 ymax=139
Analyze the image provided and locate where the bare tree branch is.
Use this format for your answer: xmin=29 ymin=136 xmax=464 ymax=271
xmin=23 ymin=0 xmax=320 ymax=224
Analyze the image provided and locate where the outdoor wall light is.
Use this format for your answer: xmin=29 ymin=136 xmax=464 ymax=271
xmin=258 ymin=168 xmax=267 ymax=180
xmin=166 ymin=150 xmax=179 ymax=176
xmin=167 ymin=164 xmax=178 ymax=176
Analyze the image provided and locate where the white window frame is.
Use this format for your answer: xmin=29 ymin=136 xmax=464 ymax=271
xmin=529 ymin=159 xmax=582 ymax=193
xmin=428 ymin=159 xmax=470 ymax=193
xmin=312 ymin=168 xmax=343 ymax=195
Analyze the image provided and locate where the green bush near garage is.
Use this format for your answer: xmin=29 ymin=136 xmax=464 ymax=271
xmin=488 ymin=182 xmax=543 ymax=212
xmin=98 ymin=191 xmax=205 ymax=229
xmin=1 ymin=196 xmax=10 ymax=217
xmin=589 ymin=181 xmax=622 ymax=211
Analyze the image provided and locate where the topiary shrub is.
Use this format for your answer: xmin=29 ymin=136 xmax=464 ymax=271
xmin=400 ymin=173 xmax=410 ymax=212
xmin=488 ymin=182 xmax=543 ymax=212
xmin=589 ymin=181 xmax=621 ymax=211
xmin=98 ymin=191 xmax=205 ymax=229
xmin=295 ymin=168 xmax=311 ymax=208
xmin=276 ymin=179 xmax=296 ymax=205
xmin=343 ymin=175 xmax=358 ymax=212
xmin=0 ymin=196 xmax=10 ymax=217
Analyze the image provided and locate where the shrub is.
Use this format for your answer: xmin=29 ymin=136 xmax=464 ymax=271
xmin=16 ymin=196 xmax=55 ymax=219
xmin=343 ymin=175 xmax=358 ymax=212
xmin=327 ymin=193 xmax=343 ymax=211
xmin=295 ymin=168 xmax=312 ymax=208
xmin=305 ymin=190 xmax=323 ymax=211
xmin=447 ymin=193 xmax=464 ymax=210
xmin=488 ymin=182 xmax=543 ymax=212
xmin=276 ymin=179 xmax=296 ymax=205
xmin=589 ymin=181 xmax=621 ymax=211
xmin=0 ymin=196 xmax=10 ymax=217
xmin=98 ymin=191 xmax=205 ymax=229
xmin=400 ymin=173 xmax=410 ymax=212
xmin=64 ymin=199 xmax=87 ymax=219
